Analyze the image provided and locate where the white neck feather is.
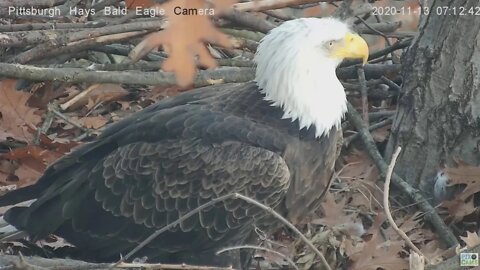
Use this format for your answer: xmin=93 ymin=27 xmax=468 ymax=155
xmin=254 ymin=18 xmax=348 ymax=138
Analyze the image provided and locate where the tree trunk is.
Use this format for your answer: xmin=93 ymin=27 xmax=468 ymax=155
xmin=388 ymin=0 xmax=480 ymax=193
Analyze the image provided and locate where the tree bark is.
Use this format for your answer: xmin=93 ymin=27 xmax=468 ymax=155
xmin=388 ymin=0 xmax=480 ymax=193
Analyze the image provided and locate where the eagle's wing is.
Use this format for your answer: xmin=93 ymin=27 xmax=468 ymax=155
xmin=5 ymin=137 xmax=290 ymax=258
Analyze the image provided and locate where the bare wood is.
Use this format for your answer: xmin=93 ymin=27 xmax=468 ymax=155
xmin=48 ymin=103 xmax=91 ymax=134
xmin=0 ymin=255 xmax=234 ymax=270
xmin=222 ymin=9 xmax=276 ymax=34
xmin=216 ymin=245 xmax=299 ymax=270
xmin=409 ymin=252 xmax=425 ymax=270
xmin=1 ymin=20 xmax=166 ymax=48
xmin=383 ymin=147 xmax=428 ymax=264
xmin=387 ymin=0 xmax=480 ymax=192
xmin=8 ymin=31 xmax=148 ymax=64
xmin=0 ymin=63 xmax=255 ymax=86
xmin=0 ymin=62 xmax=403 ymax=86
xmin=122 ymin=193 xmax=332 ymax=270
xmin=233 ymin=0 xmax=341 ymax=12
xmin=357 ymin=66 xmax=369 ymax=125
xmin=60 ymin=84 xmax=99 ymax=111
xmin=354 ymin=21 xmax=402 ymax=35
xmin=426 ymin=245 xmax=480 ymax=270
xmin=0 ymin=0 xmax=65 ymax=8
xmin=0 ymin=21 xmax=107 ymax=32
xmin=346 ymin=102 xmax=459 ymax=247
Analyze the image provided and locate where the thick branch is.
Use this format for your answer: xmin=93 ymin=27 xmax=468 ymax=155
xmin=346 ymin=102 xmax=459 ymax=247
xmin=0 ymin=63 xmax=255 ymax=86
xmin=0 ymin=20 xmax=165 ymax=48
xmin=0 ymin=255 xmax=233 ymax=270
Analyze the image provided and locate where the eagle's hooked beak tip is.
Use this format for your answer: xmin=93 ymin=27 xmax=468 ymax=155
xmin=334 ymin=33 xmax=369 ymax=65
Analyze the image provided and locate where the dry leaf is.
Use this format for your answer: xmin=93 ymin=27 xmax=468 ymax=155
xmin=312 ymin=192 xmax=362 ymax=237
xmin=129 ymin=0 xmax=235 ymax=87
xmin=346 ymin=214 xmax=408 ymax=270
xmin=0 ymin=80 xmax=42 ymax=142
xmin=125 ymin=0 xmax=155 ymax=8
xmin=439 ymin=160 xmax=480 ymax=221
xmin=27 ymin=82 xmax=68 ymax=109
xmin=442 ymin=197 xmax=476 ymax=222
xmin=0 ymin=143 xmax=68 ymax=188
xmin=444 ymin=162 xmax=480 ymax=200
xmin=76 ymin=116 xmax=109 ymax=129
xmin=460 ymin=231 xmax=480 ymax=248
xmin=371 ymin=124 xmax=391 ymax=143
xmin=62 ymin=84 xmax=129 ymax=111
xmin=339 ymin=149 xmax=379 ymax=183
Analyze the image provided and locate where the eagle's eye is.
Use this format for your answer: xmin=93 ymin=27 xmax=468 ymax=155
xmin=328 ymin=41 xmax=334 ymax=47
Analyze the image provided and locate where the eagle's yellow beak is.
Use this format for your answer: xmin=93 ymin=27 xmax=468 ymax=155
xmin=332 ymin=33 xmax=369 ymax=64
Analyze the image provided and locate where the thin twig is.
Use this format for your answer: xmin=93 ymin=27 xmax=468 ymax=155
xmin=0 ymin=63 xmax=255 ymax=86
xmin=0 ymin=255 xmax=233 ymax=270
xmin=346 ymin=102 xmax=459 ymax=247
xmin=33 ymin=106 xmax=55 ymax=145
xmin=115 ymin=262 xmax=234 ymax=270
xmin=122 ymin=193 xmax=332 ymax=270
xmin=354 ymin=16 xmax=392 ymax=47
xmin=233 ymin=194 xmax=332 ymax=270
xmin=216 ymin=245 xmax=299 ymax=270
xmin=60 ymin=84 xmax=98 ymax=111
xmin=48 ymin=104 xmax=91 ymax=134
xmin=380 ymin=76 xmax=401 ymax=92
xmin=357 ymin=66 xmax=369 ymax=125
xmin=369 ymin=38 xmax=412 ymax=61
xmin=222 ymin=9 xmax=276 ymax=33
xmin=233 ymin=0 xmax=340 ymax=12
xmin=383 ymin=147 xmax=428 ymax=264
xmin=344 ymin=117 xmax=393 ymax=146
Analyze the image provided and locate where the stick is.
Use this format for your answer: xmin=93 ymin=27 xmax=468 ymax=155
xmin=0 ymin=255 xmax=233 ymax=270
xmin=345 ymin=102 xmax=459 ymax=247
xmin=60 ymin=84 xmax=99 ymax=111
xmin=357 ymin=66 xmax=369 ymax=124
xmin=343 ymin=117 xmax=393 ymax=146
xmin=216 ymin=245 xmax=299 ymax=270
xmin=0 ymin=63 xmax=400 ymax=86
xmin=122 ymin=193 xmax=332 ymax=270
xmin=47 ymin=103 xmax=91 ymax=134
xmin=1 ymin=20 xmax=166 ymax=48
xmin=383 ymin=147 xmax=428 ymax=264
xmin=222 ymin=9 xmax=276 ymax=34
xmin=0 ymin=63 xmax=255 ymax=86
xmin=7 ymin=31 xmax=150 ymax=64
xmin=233 ymin=0 xmax=341 ymax=12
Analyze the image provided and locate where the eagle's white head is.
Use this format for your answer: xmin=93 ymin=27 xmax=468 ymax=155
xmin=254 ymin=18 xmax=369 ymax=137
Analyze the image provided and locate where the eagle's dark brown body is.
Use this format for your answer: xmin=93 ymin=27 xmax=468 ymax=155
xmin=0 ymin=82 xmax=340 ymax=267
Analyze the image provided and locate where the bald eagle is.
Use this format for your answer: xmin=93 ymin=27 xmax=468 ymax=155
xmin=0 ymin=18 xmax=368 ymax=267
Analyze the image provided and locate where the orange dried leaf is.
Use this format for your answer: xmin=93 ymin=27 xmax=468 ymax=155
xmin=346 ymin=214 xmax=408 ymax=270
xmin=312 ymin=192 xmax=357 ymax=228
xmin=38 ymin=134 xmax=78 ymax=154
xmin=0 ymin=142 xmax=68 ymax=188
xmin=27 ymin=82 xmax=67 ymax=109
xmin=0 ymin=80 xmax=42 ymax=142
xmin=1 ymin=145 xmax=45 ymax=160
xmin=444 ymin=163 xmax=480 ymax=200
xmin=125 ymin=0 xmax=155 ymax=8
xmin=76 ymin=116 xmax=109 ymax=129
xmin=130 ymin=0 xmax=235 ymax=87
xmin=339 ymin=149 xmax=379 ymax=183
xmin=441 ymin=197 xmax=476 ymax=222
